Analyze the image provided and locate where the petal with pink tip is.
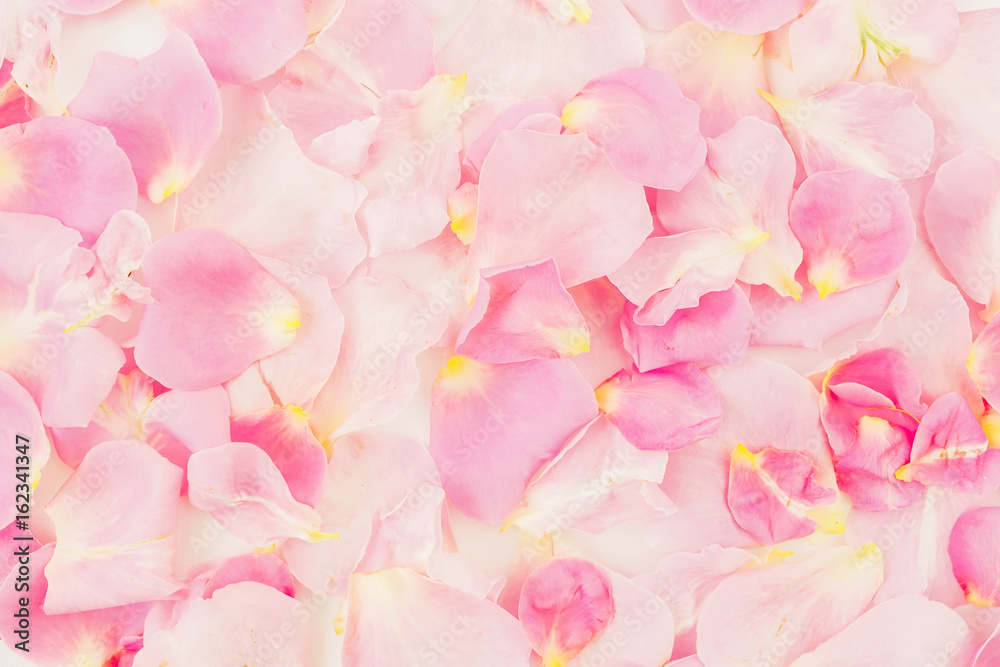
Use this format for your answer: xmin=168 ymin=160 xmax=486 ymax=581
xmin=949 ymin=507 xmax=1000 ymax=607
xmin=682 ymin=0 xmax=805 ymax=35
xmin=0 ymin=370 xmax=49 ymax=528
xmin=68 ymin=30 xmax=223 ymax=203
xmin=561 ymin=67 xmax=705 ymax=190
xmin=430 ymin=356 xmax=598 ymax=523
xmin=761 ymin=82 xmax=935 ymax=179
xmin=186 ymin=442 xmax=334 ymax=545
xmin=458 ymin=258 xmax=591 ymax=363
xmin=134 ymin=581 xmax=308 ymax=666
xmin=308 ymin=273 xmax=448 ymax=442
xmin=134 ymin=228 xmax=300 ymax=391
xmin=597 ymin=364 xmax=721 ymax=451
xmin=358 ymin=75 xmax=467 ymax=256
xmin=202 ymin=553 xmax=295 ymax=599
xmin=622 ymin=285 xmax=752 ymax=371
xmin=154 ymin=0 xmax=306 ymax=84
xmin=727 ymin=444 xmax=838 ymax=544
xmin=177 ymin=86 xmax=366 ymax=289
xmin=469 ymin=129 xmax=652 ymax=290
xmin=634 ymin=546 xmax=757 ymax=659
xmin=0 ymin=544 xmax=151 ymax=667
xmin=519 ymin=558 xmax=614 ymax=665
xmin=343 ymin=567 xmax=530 ymax=666
xmin=924 ymin=150 xmax=1000 ymax=320
xmin=43 ymin=441 xmax=182 ymax=614
xmin=696 ymin=545 xmax=884 ymax=667
xmin=898 ymin=393 xmax=1000 ymax=494
xmin=788 ymin=595 xmax=969 ymax=667
xmin=0 ymin=116 xmax=137 ymax=245
xmin=645 ymin=26 xmax=775 ymax=138
xmin=230 ymin=406 xmax=327 ymax=507
xmin=656 ymin=116 xmax=802 ymax=299
xmin=436 ymin=0 xmax=644 ymax=106
xmin=609 ymin=229 xmax=769 ymax=326
xmin=789 ymin=169 xmax=915 ymax=298
xmin=504 ymin=416 xmax=673 ymax=537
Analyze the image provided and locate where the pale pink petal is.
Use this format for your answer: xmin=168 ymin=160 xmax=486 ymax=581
xmin=134 ymin=581 xmax=308 ymax=666
xmin=788 ymin=0 xmax=958 ymax=93
xmin=44 ymin=441 xmax=182 ymax=614
xmin=645 ymin=25 xmax=776 ymax=138
xmin=202 ymin=553 xmax=295 ymax=599
xmin=283 ymin=431 xmax=441 ymax=592
xmin=682 ymin=0 xmax=805 ymax=35
xmin=154 ymin=0 xmax=307 ymax=84
xmin=656 ymin=116 xmax=802 ymax=298
xmin=308 ymin=274 xmax=448 ymax=441
xmin=358 ymin=75 xmax=467 ymax=255
xmin=321 ymin=0 xmax=435 ymax=93
xmin=0 ymin=544 xmax=151 ymax=667
xmin=609 ymin=229 xmax=768 ymax=326
xmin=504 ymin=416 xmax=674 ymax=536
xmin=789 ymin=169 xmax=915 ymax=298
xmin=430 ymin=356 xmax=598 ymax=523
xmin=464 ymin=97 xmax=562 ymax=179
xmin=0 ymin=116 xmax=137 ymax=245
xmin=924 ymin=150 xmax=1000 ymax=320
xmin=469 ymin=128 xmax=652 ymax=290
xmin=727 ymin=444 xmax=838 ymax=544
xmin=898 ymin=393 xmax=1000 ymax=494
xmin=448 ymin=180 xmax=479 ymax=244
xmin=788 ymin=595 xmax=970 ymax=667
xmin=0 ymin=370 xmax=49 ymax=528
xmin=186 ymin=442 xmax=335 ymax=545
xmin=177 ymin=86 xmax=366 ymax=289
xmin=596 ymin=364 xmax=721 ymax=451
xmin=971 ymin=314 xmax=1000 ymax=409
xmin=621 ymin=0 xmax=689 ymax=31
xmin=747 ymin=276 xmax=897 ymax=349
xmin=68 ymin=30 xmax=223 ymax=203
xmin=436 ymin=0 xmax=644 ymax=106
xmin=561 ymin=67 xmax=705 ymax=189
xmin=696 ymin=545 xmax=884 ymax=667
xmin=634 ymin=546 xmax=757 ymax=659
xmin=83 ymin=210 xmax=153 ymax=323
xmin=761 ymin=82 xmax=935 ymax=179
xmin=519 ymin=558 xmax=614 ymax=665
xmin=343 ymin=567 xmax=530 ymax=666
xmin=307 ymin=116 xmax=382 ymax=177
xmin=133 ymin=228 xmax=300 ymax=391
xmin=458 ymin=258 xmax=591 ymax=363
xmin=891 ymin=10 xmax=1000 ymax=169
xmin=853 ymin=270 xmax=978 ymax=407
xmin=622 ymin=285 xmax=752 ymax=371
xmin=230 ymin=406 xmax=327 ymax=507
